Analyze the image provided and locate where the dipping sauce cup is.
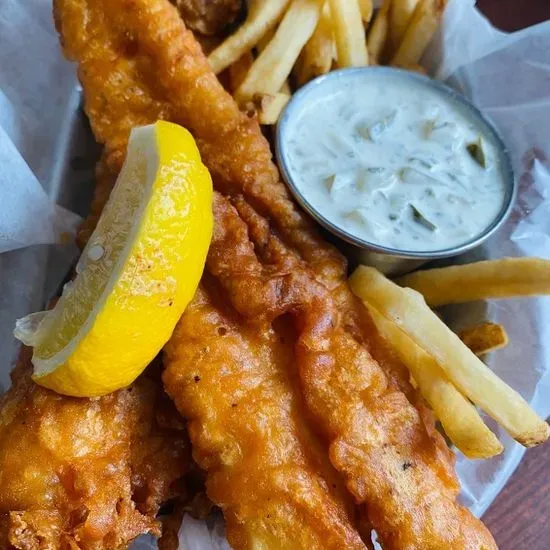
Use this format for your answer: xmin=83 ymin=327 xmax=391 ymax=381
xmin=275 ymin=67 xmax=515 ymax=275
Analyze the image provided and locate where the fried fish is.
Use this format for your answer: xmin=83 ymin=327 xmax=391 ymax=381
xmin=0 ymin=351 xmax=190 ymax=549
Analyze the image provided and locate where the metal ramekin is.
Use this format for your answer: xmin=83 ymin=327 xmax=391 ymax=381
xmin=275 ymin=67 xmax=516 ymax=276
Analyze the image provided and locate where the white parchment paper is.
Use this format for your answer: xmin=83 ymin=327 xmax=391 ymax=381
xmin=425 ymin=0 xmax=550 ymax=517
xmin=0 ymin=0 xmax=549 ymax=547
xmin=0 ymin=0 xmax=86 ymax=391
xmin=0 ymin=0 xmax=81 ymax=253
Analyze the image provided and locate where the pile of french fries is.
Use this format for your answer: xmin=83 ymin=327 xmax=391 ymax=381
xmin=350 ymin=258 xmax=550 ymax=459
xmin=208 ymin=0 xmax=447 ymax=124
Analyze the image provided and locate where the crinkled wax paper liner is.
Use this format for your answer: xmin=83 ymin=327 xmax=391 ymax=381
xmin=425 ymin=0 xmax=550 ymax=517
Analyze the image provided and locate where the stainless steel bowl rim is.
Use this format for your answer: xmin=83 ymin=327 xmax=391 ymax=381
xmin=275 ymin=66 xmax=516 ymax=260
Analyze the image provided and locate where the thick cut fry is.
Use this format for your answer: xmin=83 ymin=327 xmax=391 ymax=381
xmin=228 ymin=50 xmax=255 ymax=93
xmin=459 ymin=323 xmax=509 ymax=356
xmin=389 ymin=0 xmax=419 ymax=51
xmin=395 ymin=257 xmax=550 ymax=307
xmin=366 ymin=307 xmax=503 ymax=459
xmin=208 ymin=0 xmax=291 ymax=74
xmin=350 ymin=266 xmax=550 ymax=448
xmin=328 ymin=0 xmax=368 ymax=67
xmin=391 ymin=0 xmax=445 ymax=68
xmin=236 ymin=0 xmax=323 ymax=101
xmin=295 ymin=2 xmax=334 ymax=86
xmin=366 ymin=0 xmax=391 ymax=64
xmin=358 ymin=0 xmax=373 ymax=24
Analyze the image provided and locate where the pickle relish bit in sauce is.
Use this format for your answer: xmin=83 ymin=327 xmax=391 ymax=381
xmin=284 ymin=75 xmax=507 ymax=252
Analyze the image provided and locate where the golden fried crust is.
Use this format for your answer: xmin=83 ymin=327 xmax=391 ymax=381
xmin=0 ymin=350 xmax=190 ymax=549
xmin=205 ymin=195 xmax=497 ymax=550
xmin=53 ymin=0 xmax=497 ymax=548
xmin=164 ymin=281 xmax=365 ymax=549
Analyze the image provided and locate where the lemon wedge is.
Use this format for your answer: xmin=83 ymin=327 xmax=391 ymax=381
xmin=15 ymin=121 xmax=213 ymax=397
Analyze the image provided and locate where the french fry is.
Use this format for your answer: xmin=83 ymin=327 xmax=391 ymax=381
xmin=391 ymin=0 xmax=446 ymax=68
xmin=389 ymin=0 xmax=419 ymax=52
xmin=228 ymin=51 xmax=255 ymax=93
xmin=366 ymin=0 xmax=392 ymax=64
xmin=459 ymin=323 xmax=509 ymax=356
xmin=208 ymin=0 xmax=291 ymax=74
xmin=395 ymin=257 xmax=550 ymax=307
xmin=280 ymin=80 xmax=292 ymax=95
xmin=238 ymin=27 xmax=291 ymax=123
xmin=256 ymin=26 xmax=293 ymax=95
xmin=295 ymin=2 xmax=334 ymax=86
xmin=256 ymin=24 xmax=275 ymax=53
xmin=328 ymin=0 xmax=368 ymax=67
xmin=350 ymin=266 xmax=550 ymax=448
xmin=358 ymin=0 xmax=374 ymax=24
xmin=367 ymin=306 xmax=503 ymax=458
xmin=236 ymin=0 xmax=324 ymax=102
xmin=253 ymin=92 xmax=292 ymax=124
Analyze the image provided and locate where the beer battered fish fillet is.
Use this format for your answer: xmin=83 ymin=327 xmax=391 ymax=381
xmin=54 ymin=0 xmax=497 ymax=548
xmin=165 ymin=281 xmax=366 ymax=549
xmin=206 ymin=195 xmax=496 ymax=550
xmin=0 ymin=351 xmax=190 ymax=549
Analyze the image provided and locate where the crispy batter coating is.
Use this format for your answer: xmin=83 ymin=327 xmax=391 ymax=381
xmin=204 ymin=195 xmax=497 ymax=550
xmin=165 ymin=281 xmax=366 ymax=549
xmin=53 ymin=0 xmax=497 ymax=548
xmin=0 ymin=351 xmax=190 ymax=549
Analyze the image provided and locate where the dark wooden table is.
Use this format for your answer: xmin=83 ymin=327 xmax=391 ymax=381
xmin=484 ymin=443 xmax=550 ymax=549
xmin=474 ymin=2 xmax=549 ymax=549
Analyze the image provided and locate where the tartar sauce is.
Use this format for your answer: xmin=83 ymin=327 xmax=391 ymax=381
xmin=282 ymin=72 xmax=507 ymax=252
